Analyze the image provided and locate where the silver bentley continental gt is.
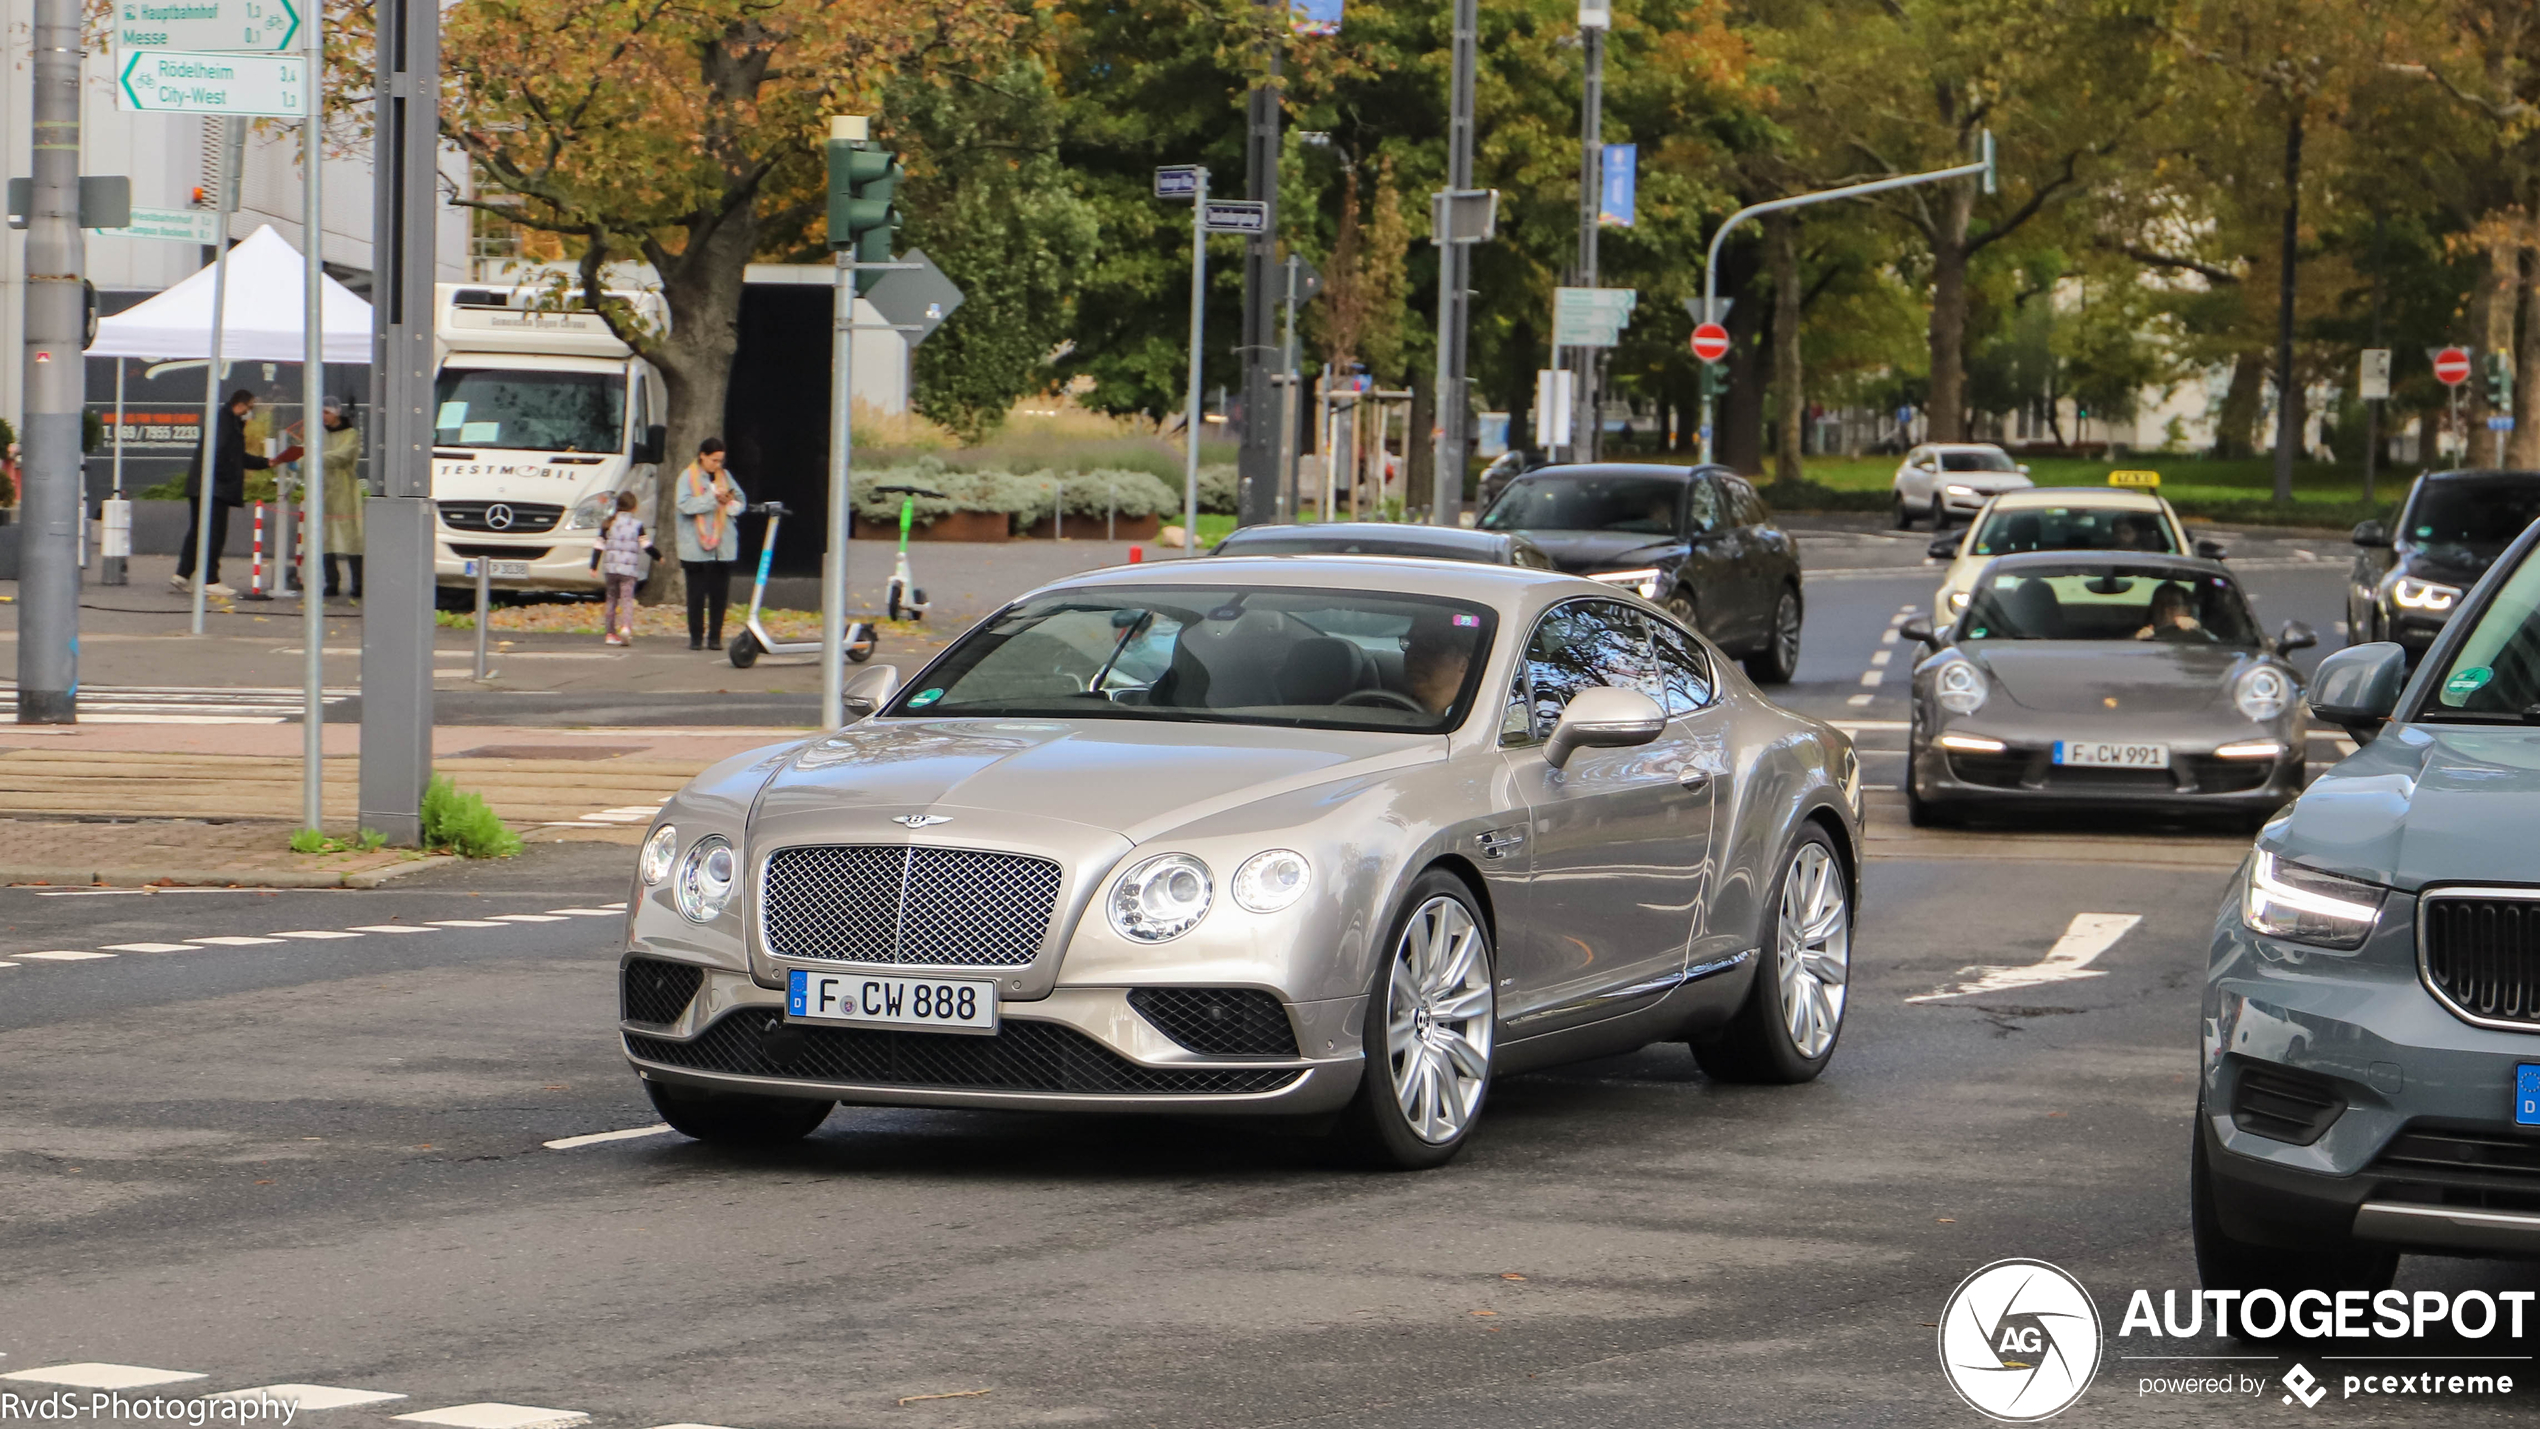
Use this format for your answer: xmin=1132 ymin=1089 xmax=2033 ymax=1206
xmin=619 ymin=556 xmax=1863 ymax=1168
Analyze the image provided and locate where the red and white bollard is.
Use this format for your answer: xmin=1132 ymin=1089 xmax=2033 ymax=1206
xmin=243 ymin=501 xmax=271 ymax=601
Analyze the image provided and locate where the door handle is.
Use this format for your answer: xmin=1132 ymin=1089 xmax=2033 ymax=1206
xmin=1677 ymin=767 xmax=1713 ymax=791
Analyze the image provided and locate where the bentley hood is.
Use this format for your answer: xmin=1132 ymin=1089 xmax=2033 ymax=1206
xmin=2274 ymin=723 xmax=2540 ymax=892
xmin=752 ymin=716 xmax=1444 ymax=843
xmin=1516 ymin=530 xmax=1687 ymax=574
xmin=1967 ymin=642 xmax=2260 ymax=716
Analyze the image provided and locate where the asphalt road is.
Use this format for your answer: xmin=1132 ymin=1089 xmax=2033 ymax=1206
xmin=6 ymin=529 xmax=2535 ymax=1427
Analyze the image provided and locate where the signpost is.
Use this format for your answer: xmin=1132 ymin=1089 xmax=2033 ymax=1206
xmin=1552 ymin=286 xmax=1635 ymax=348
xmin=1157 ymin=165 xmax=1209 ymax=554
xmin=116 ymin=49 xmax=307 ymax=116
xmin=96 ymin=205 xmax=220 ymax=244
xmin=1202 ymin=200 xmax=1269 ymax=235
xmin=113 ymin=0 xmax=301 ymax=51
xmin=1689 ymin=322 xmax=1730 ymax=363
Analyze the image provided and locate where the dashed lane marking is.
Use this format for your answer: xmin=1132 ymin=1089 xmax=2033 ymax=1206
xmin=543 ymin=1123 xmax=674 ymax=1151
xmin=348 ymin=925 xmax=442 ymax=934
xmin=213 ymin=1385 xmax=406 ymax=1410
xmin=489 ymin=914 xmax=570 ymax=923
xmin=1 ymin=1364 xmax=208 ymax=1389
xmin=1907 ymin=913 xmax=2144 ymax=1003
xmin=426 ymin=920 xmax=511 ymax=929
xmin=99 ymin=942 xmax=196 ymax=953
xmin=393 ymin=1403 xmax=592 ymax=1429
xmin=1858 ymin=671 xmax=1882 ymax=686
xmin=272 ymin=930 xmax=366 ymax=939
xmin=545 ymin=908 xmax=622 ymax=917
xmin=1846 ymin=694 xmax=1874 ymax=707
xmin=15 ymin=951 xmax=112 ymax=961
xmin=186 ymin=936 xmax=285 ymax=947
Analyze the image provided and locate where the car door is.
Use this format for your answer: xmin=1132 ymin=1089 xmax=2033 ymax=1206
xmin=1720 ymin=476 xmax=1788 ymax=645
xmin=1898 ymin=446 xmax=1931 ymax=507
xmin=1497 ymin=598 xmax=1716 ymax=1037
xmin=1669 ymin=476 xmax=1737 ymax=644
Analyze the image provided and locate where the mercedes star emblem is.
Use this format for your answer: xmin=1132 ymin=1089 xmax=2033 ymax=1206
xmin=484 ymin=503 xmax=515 ymax=530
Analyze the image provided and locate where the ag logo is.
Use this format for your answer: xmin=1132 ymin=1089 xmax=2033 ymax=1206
xmin=1938 ymin=1258 xmax=2102 ymax=1422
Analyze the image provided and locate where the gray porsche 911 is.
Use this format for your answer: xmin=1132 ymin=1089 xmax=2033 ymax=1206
xmin=1901 ymin=552 xmax=2316 ymax=829
xmin=619 ymin=556 xmax=1863 ymax=1168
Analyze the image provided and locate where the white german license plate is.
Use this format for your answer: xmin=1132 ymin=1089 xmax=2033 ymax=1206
xmin=488 ymin=560 xmax=531 ymax=578
xmin=786 ymin=968 xmax=998 ymax=1033
xmin=2053 ymin=740 xmax=2169 ymax=768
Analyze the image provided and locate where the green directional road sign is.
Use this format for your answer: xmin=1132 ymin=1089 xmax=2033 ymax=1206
xmin=115 ymin=0 xmax=301 ymax=53
xmin=98 ymin=205 xmax=222 ymax=244
xmin=116 ymin=48 xmax=307 ymax=117
xmin=1552 ymin=286 xmax=1637 ymax=348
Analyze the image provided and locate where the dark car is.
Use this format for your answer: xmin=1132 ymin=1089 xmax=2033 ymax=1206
xmin=2348 ymin=467 xmax=2540 ymax=660
xmin=1212 ymin=521 xmax=1559 ymax=570
xmin=1898 ymin=552 xmax=2315 ymax=829
xmin=2195 ymin=515 xmax=2540 ymax=1303
xmin=1478 ymin=463 xmax=1804 ymax=683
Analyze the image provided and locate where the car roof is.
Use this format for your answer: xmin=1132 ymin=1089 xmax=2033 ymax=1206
xmin=1985 ymin=486 xmax=2168 ymax=513
xmin=1924 ymin=442 xmax=2009 ymax=452
xmin=1214 ymin=522 xmax=1514 ymax=557
xmin=1972 ymin=550 xmax=2233 ymax=579
xmin=1020 ymin=553 xmax=1609 ymax=606
xmin=2418 ymin=467 xmax=2540 ymax=483
xmin=1505 ymin=462 xmax=1715 ymax=484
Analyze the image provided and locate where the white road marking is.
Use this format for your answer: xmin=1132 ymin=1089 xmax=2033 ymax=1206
xmin=1858 ymin=671 xmax=1882 ymax=686
xmin=1833 ymin=720 xmax=1910 ymax=732
xmin=1880 ymin=627 xmax=1900 ymax=644
xmin=100 ymin=942 xmax=197 ymax=953
xmin=647 ymin=1424 xmax=746 ymax=1429
xmin=186 ymin=936 xmax=285 ymax=947
xmin=0 ymin=960 xmax=16 ymax=968
xmin=546 ymin=908 xmax=622 ymax=917
xmin=489 ymin=914 xmax=569 ymax=923
xmin=393 ymin=1403 xmax=591 ymax=1429
xmin=16 ymin=950 xmax=115 ymax=961
xmin=272 ymin=930 xmax=367 ymax=939
xmin=1846 ymin=694 xmax=1875 ymax=707
xmin=600 ymin=902 xmax=627 ymax=911
xmin=1908 ymin=913 xmax=2144 ymax=1003
xmin=214 ymin=1385 xmax=406 ymax=1410
xmin=2 ymin=1364 xmax=207 ymax=1389
xmin=543 ymin=1123 xmax=674 ymax=1151
xmin=1870 ymin=649 xmax=1893 ymax=667
xmin=348 ymin=924 xmax=441 ymax=934
xmin=1898 ymin=603 xmax=1916 ymax=613
xmin=427 ymin=920 xmax=510 ymax=929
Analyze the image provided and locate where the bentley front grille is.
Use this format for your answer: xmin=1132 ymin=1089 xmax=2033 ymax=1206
xmin=761 ymin=844 xmax=1063 ymax=967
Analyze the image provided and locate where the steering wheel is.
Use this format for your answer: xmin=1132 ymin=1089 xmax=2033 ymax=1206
xmin=1335 ymin=688 xmax=1427 ymax=713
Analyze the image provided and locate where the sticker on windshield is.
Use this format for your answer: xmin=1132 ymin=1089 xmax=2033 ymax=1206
xmin=435 ymin=400 xmax=467 ymax=428
xmin=2444 ymin=666 xmax=2493 ymax=699
xmin=1453 ymin=613 xmax=1480 ymax=627
xmin=460 ymin=421 xmax=501 ymax=444
xmin=908 ymin=688 xmax=944 ymax=707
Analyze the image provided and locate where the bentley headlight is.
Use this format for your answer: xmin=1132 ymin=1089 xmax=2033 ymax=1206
xmin=2391 ymin=576 xmax=2460 ymax=611
xmin=640 ymin=823 xmax=678 ymax=885
xmin=1934 ymin=658 xmax=1987 ymax=715
xmin=565 ymin=491 xmax=615 ymax=530
xmin=2241 ymin=851 xmax=2385 ymax=950
xmin=1232 ymin=849 xmax=1312 ymax=913
xmin=676 ymin=835 xmax=738 ymax=922
xmin=2234 ymin=665 xmax=2291 ymax=721
xmin=1110 ymin=853 xmax=1213 ymax=941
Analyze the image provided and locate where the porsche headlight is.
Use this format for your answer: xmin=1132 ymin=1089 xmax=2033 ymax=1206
xmin=1232 ymin=849 xmax=1312 ymax=914
xmin=1934 ymin=658 xmax=1987 ymax=715
xmin=2392 ymin=576 xmax=2460 ymax=611
xmin=2240 ymin=850 xmax=2384 ymax=950
xmin=1110 ymin=853 xmax=1213 ymax=941
xmin=640 ymin=823 xmax=678 ymax=885
xmin=676 ymin=835 xmax=738 ymax=922
xmin=1947 ymin=590 xmax=1971 ymax=611
xmin=2234 ymin=665 xmax=2291 ymax=721
xmin=565 ymin=491 xmax=615 ymax=530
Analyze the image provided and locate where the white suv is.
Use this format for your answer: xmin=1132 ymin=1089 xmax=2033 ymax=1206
xmin=1891 ymin=443 xmax=2032 ymax=529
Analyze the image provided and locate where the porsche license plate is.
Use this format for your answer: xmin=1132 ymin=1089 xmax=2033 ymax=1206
xmin=786 ymin=968 xmax=998 ymax=1034
xmin=2053 ymin=740 xmax=2169 ymax=768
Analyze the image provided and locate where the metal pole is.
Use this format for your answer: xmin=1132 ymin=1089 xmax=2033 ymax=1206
xmin=1279 ymin=256 xmax=1302 ymax=521
xmin=821 ymin=149 xmax=858 ymax=731
xmin=1576 ymin=17 xmax=1603 ymax=465
xmin=299 ymin=15 xmax=328 ymax=829
xmin=191 ymin=118 xmax=244 ymax=633
xmin=104 ymin=359 xmax=128 ymax=585
xmin=472 ymin=559 xmax=492 ymax=680
xmin=1430 ymin=0 xmax=1478 ymax=526
xmin=19 ymin=0 xmax=84 ymax=723
xmin=1054 ymin=479 xmax=1064 ymax=540
xmin=2363 ymin=211 xmax=2383 ymax=506
xmin=1183 ymin=167 xmax=1209 ymax=556
xmin=1236 ymin=14 xmax=1283 ymax=529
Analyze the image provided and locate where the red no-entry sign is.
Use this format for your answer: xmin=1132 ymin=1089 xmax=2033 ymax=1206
xmin=2434 ymin=346 xmax=2472 ymax=386
xmin=1690 ymin=322 xmax=1731 ymax=363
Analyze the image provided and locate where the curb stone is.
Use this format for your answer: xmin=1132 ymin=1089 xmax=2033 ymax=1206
xmin=1 ymin=855 xmax=464 ymax=890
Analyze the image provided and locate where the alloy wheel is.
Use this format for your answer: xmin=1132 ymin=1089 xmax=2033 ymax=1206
xmin=1384 ymin=895 xmax=1495 ymax=1144
xmin=1776 ymin=842 xmax=1850 ymax=1059
xmin=1771 ymin=593 xmax=1802 ymax=670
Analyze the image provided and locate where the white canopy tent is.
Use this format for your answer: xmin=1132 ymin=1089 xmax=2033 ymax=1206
xmin=86 ymin=224 xmax=372 ymax=363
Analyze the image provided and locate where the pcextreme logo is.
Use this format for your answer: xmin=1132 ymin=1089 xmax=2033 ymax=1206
xmin=1938 ymin=1258 xmax=2104 ymax=1422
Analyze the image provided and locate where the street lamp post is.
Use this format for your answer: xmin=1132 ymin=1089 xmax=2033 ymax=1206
xmin=1427 ymin=0 xmax=1479 ymax=526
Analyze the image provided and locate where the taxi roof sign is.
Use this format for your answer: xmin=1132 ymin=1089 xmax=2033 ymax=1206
xmin=2109 ymin=469 xmax=2160 ymax=488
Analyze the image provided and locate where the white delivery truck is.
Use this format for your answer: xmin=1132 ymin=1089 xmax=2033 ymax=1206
xmin=430 ymin=284 xmax=669 ymax=595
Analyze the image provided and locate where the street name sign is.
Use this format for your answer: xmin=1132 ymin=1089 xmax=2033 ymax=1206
xmin=115 ymin=0 xmax=301 ymax=52
xmin=1202 ymin=200 xmax=1270 ymax=235
xmin=1689 ymin=322 xmax=1731 ymax=363
xmin=117 ymin=48 xmax=307 ymax=116
xmin=1154 ymin=166 xmax=1202 ymax=199
xmin=97 ymin=205 xmax=221 ymax=244
xmin=2434 ymin=346 xmax=2472 ymax=387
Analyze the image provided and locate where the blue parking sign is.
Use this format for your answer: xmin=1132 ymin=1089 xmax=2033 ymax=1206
xmin=2519 ymin=1065 xmax=2540 ymax=1126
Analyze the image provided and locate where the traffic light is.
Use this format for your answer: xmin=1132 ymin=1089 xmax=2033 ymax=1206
xmin=2485 ymin=353 xmax=2515 ymax=411
xmin=1698 ymin=361 xmax=1728 ymax=400
xmin=827 ymin=125 xmax=901 ymax=295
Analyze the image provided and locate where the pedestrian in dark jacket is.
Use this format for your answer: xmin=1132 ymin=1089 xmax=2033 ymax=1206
xmin=175 ymin=389 xmax=291 ymax=594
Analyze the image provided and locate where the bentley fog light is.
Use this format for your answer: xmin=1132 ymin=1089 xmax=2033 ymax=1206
xmin=2241 ymin=851 xmax=2384 ymax=951
xmin=1110 ymin=853 xmax=1213 ymax=941
xmin=2234 ymin=666 xmax=2291 ymax=721
xmin=1934 ymin=658 xmax=1987 ymax=714
xmin=640 ymin=823 xmax=678 ymax=885
xmin=2391 ymin=576 xmax=2460 ymax=612
xmin=1231 ymin=849 xmax=1312 ymax=913
xmin=676 ymin=835 xmax=738 ymax=922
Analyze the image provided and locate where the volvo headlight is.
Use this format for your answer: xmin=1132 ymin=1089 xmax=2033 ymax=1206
xmin=2234 ymin=665 xmax=2291 ymax=721
xmin=640 ymin=823 xmax=678 ymax=885
xmin=1231 ymin=849 xmax=1312 ymax=913
xmin=2241 ymin=851 xmax=2385 ymax=950
xmin=676 ymin=835 xmax=738 ymax=922
xmin=565 ymin=492 xmax=615 ymax=530
xmin=1934 ymin=658 xmax=1987 ymax=714
xmin=1590 ymin=567 xmax=1663 ymax=599
xmin=2391 ymin=576 xmax=2460 ymax=612
xmin=1110 ymin=853 xmax=1213 ymax=941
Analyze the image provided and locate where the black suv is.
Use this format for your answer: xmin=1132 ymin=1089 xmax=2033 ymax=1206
xmin=2349 ymin=468 xmax=2540 ymax=661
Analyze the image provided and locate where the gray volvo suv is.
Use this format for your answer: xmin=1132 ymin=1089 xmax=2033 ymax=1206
xmin=2197 ymin=515 xmax=2540 ymax=1296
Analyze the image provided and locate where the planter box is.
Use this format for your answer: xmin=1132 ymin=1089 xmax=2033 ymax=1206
xmin=852 ymin=509 xmax=1010 ymax=543
xmin=1024 ymin=513 xmax=1159 ymax=541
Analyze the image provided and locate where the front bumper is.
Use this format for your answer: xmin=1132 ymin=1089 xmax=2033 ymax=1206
xmin=435 ymin=532 xmax=605 ymax=592
xmin=2204 ymin=895 xmax=2540 ymax=1257
xmin=1912 ymin=727 xmax=2304 ymax=813
xmin=2384 ymin=606 xmax=2451 ymax=657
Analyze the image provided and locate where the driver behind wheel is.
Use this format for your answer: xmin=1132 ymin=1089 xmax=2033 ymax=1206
xmin=1402 ymin=611 xmax=1478 ymax=715
xmin=2134 ymin=581 xmax=2207 ymax=642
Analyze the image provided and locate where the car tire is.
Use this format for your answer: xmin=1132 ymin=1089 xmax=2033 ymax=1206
xmin=1903 ymin=737 xmax=1959 ymax=828
xmin=727 ymin=630 xmax=761 ymax=668
xmin=1336 ymin=870 xmax=1496 ymax=1171
xmin=645 ymin=1077 xmax=833 ymax=1146
xmin=1893 ymin=495 xmax=1914 ymax=530
xmin=2191 ymin=1104 xmax=2396 ymax=1330
xmin=1745 ymin=587 xmax=1803 ymax=684
xmin=1691 ymin=829 xmax=1850 ymax=1084
xmin=1663 ymin=592 xmax=1703 ymax=639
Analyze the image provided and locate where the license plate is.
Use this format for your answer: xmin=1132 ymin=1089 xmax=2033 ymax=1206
xmin=786 ymin=968 xmax=998 ymax=1034
xmin=2053 ymin=740 xmax=2169 ymax=768
xmin=487 ymin=560 xmax=532 ymax=578
xmin=2518 ymin=1065 xmax=2540 ymax=1127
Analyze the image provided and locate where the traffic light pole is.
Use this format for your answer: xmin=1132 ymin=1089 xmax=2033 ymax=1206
xmin=1696 ymin=138 xmax=1994 ymax=464
xmin=1183 ymin=168 xmax=1209 ymax=555
xmin=1234 ymin=18 xmax=1282 ymax=529
xmin=19 ymin=0 xmax=83 ymax=723
xmin=1575 ymin=10 xmax=1604 ymax=465
xmin=1428 ymin=0 xmax=1479 ymax=526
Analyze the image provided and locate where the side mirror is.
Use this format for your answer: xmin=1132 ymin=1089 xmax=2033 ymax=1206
xmin=2351 ymin=519 xmax=2387 ymax=548
xmin=840 ymin=663 xmax=901 ymax=719
xmin=2195 ymin=538 xmax=2229 ymax=560
xmin=1543 ymin=686 xmax=1666 ymax=771
xmin=2276 ymin=621 xmax=2317 ymax=654
xmin=637 ymin=424 xmax=667 ymax=466
xmin=1900 ymin=617 xmax=1938 ymax=648
xmin=2308 ymin=642 xmax=2406 ymax=742
xmin=1926 ymin=533 xmax=1960 ymax=560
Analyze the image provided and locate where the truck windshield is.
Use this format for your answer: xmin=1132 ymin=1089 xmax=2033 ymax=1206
xmin=434 ymin=369 xmax=626 ymax=453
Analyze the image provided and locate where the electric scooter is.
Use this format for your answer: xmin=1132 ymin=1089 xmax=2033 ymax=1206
xmin=866 ymin=486 xmax=933 ymax=622
xmin=727 ymin=501 xmax=878 ymax=669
